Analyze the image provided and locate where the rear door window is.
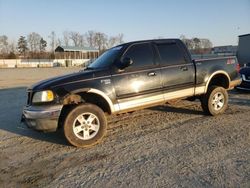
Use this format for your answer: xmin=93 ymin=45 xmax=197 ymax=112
xmin=156 ymin=43 xmax=186 ymax=66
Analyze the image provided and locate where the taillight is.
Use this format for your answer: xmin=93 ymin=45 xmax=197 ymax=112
xmin=226 ymin=58 xmax=240 ymax=73
xmin=236 ymin=63 xmax=240 ymax=73
xmin=227 ymin=58 xmax=236 ymax=65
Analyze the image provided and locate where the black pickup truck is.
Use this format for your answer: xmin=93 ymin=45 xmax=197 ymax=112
xmin=22 ymin=39 xmax=241 ymax=147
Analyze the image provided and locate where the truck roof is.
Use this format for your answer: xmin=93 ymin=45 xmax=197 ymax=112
xmin=120 ymin=38 xmax=181 ymax=46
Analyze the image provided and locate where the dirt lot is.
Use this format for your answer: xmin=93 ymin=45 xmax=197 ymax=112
xmin=0 ymin=68 xmax=249 ymax=187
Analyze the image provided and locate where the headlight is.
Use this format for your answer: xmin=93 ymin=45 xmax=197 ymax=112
xmin=241 ymin=74 xmax=246 ymax=81
xmin=32 ymin=90 xmax=54 ymax=103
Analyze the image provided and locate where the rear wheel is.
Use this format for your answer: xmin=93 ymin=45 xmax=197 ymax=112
xmin=64 ymin=103 xmax=107 ymax=147
xmin=201 ymin=86 xmax=228 ymax=116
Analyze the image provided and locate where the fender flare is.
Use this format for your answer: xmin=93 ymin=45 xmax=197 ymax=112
xmin=205 ymin=71 xmax=230 ymax=92
xmin=66 ymin=88 xmax=115 ymax=113
xmin=87 ymin=88 xmax=115 ymax=113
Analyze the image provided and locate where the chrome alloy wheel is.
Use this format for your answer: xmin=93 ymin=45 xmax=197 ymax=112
xmin=211 ymin=92 xmax=224 ymax=111
xmin=73 ymin=113 xmax=100 ymax=140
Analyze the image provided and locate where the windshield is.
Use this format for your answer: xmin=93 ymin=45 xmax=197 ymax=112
xmin=88 ymin=46 xmax=123 ymax=69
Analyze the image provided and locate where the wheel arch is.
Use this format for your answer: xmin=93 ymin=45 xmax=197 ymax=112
xmin=58 ymin=88 xmax=114 ymax=130
xmin=205 ymin=71 xmax=230 ymax=93
xmin=86 ymin=88 xmax=114 ymax=114
xmin=62 ymin=88 xmax=114 ymax=114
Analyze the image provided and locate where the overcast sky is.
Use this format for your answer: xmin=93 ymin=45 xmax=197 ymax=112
xmin=0 ymin=0 xmax=249 ymax=46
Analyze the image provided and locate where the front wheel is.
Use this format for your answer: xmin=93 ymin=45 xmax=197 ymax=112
xmin=201 ymin=86 xmax=228 ymax=116
xmin=64 ymin=103 xmax=107 ymax=148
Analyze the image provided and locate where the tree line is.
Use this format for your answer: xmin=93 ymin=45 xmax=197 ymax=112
xmin=0 ymin=31 xmax=124 ymax=59
xmin=180 ymin=35 xmax=213 ymax=54
xmin=0 ymin=32 xmax=213 ymax=59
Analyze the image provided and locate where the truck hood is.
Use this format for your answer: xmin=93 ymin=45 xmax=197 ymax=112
xmin=29 ymin=69 xmax=95 ymax=91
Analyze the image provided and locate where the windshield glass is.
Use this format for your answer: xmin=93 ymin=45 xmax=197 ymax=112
xmin=88 ymin=46 xmax=123 ymax=69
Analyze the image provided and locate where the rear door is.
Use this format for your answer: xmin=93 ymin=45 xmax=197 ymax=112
xmin=155 ymin=42 xmax=195 ymax=94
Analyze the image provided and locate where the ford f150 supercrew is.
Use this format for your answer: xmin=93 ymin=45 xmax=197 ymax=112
xmin=22 ymin=39 xmax=241 ymax=147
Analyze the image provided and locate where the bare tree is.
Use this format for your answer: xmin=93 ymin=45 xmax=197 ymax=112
xmin=180 ymin=35 xmax=213 ymax=54
xmin=107 ymin=36 xmax=117 ymax=49
xmin=27 ymin=32 xmax=42 ymax=52
xmin=180 ymin=35 xmax=186 ymax=41
xmin=0 ymin=35 xmax=9 ymax=54
xmin=93 ymin=32 xmax=108 ymax=51
xmin=85 ymin=30 xmax=95 ymax=48
xmin=85 ymin=31 xmax=124 ymax=50
xmin=116 ymin=33 xmax=124 ymax=44
xmin=9 ymin=40 xmax=17 ymax=54
xmin=69 ymin=31 xmax=83 ymax=47
xmin=78 ymin=34 xmax=85 ymax=47
xmin=48 ymin=31 xmax=57 ymax=52
xmin=180 ymin=35 xmax=194 ymax=50
xmin=63 ymin=31 xmax=70 ymax=46
xmin=57 ymin=38 xmax=62 ymax=46
xmin=200 ymin=39 xmax=212 ymax=49
xmin=107 ymin=33 xmax=124 ymax=48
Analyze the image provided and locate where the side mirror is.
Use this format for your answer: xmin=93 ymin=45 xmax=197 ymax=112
xmin=119 ymin=57 xmax=133 ymax=69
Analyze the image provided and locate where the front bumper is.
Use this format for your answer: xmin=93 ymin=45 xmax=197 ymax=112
xmin=22 ymin=104 xmax=63 ymax=132
xmin=235 ymin=74 xmax=250 ymax=91
xmin=236 ymin=80 xmax=250 ymax=91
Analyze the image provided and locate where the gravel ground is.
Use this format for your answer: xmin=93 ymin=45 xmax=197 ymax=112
xmin=0 ymin=68 xmax=249 ymax=188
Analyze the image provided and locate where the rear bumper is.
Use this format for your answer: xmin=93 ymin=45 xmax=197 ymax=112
xmin=229 ymin=78 xmax=242 ymax=89
xmin=22 ymin=105 xmax=63 ymax=132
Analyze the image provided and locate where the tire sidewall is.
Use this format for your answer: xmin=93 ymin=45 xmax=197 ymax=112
xmin=208 ymin=86 xmax=228 ymax=116
xmin=64 ymin=103 xmax=107 ymax=147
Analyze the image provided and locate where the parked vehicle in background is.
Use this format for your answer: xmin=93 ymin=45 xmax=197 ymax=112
xmin=235 ymin=34 xmax=250 ymax=91
xmin=22 ymin=39 xmax=241 ymax=148
xmin=236 ymin=63 xmax=250 ymax=91
xmin=237 ymin=34 xmax=250 ymax=67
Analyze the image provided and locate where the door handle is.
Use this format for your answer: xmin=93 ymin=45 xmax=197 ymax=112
xmin=180 ymin=66 xmax=188 ymax=71
xmin=148 ymin=72 xmax=156 ymax=76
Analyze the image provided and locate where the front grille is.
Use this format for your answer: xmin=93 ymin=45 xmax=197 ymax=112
xmin=241 ymin=81 xmax=250 ymax=88
xmin=242 ymin=74 xmax=250 ymax=82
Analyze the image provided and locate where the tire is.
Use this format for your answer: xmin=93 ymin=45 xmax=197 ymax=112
xmin=201 ymin=86 xmax=228 ymax=116
xmin=64 ymin=103 xmax=107 ymax=148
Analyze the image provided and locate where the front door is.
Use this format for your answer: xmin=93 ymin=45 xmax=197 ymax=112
xmin=111 ymin=42 xmax=163 ymax=110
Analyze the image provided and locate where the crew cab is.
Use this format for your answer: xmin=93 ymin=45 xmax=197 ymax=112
xmin=22 ymin=39 xmax=241 ymax=147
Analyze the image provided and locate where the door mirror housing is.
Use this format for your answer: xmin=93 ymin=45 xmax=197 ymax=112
xmin=119 ymin=57 xmax=133 ymax=69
